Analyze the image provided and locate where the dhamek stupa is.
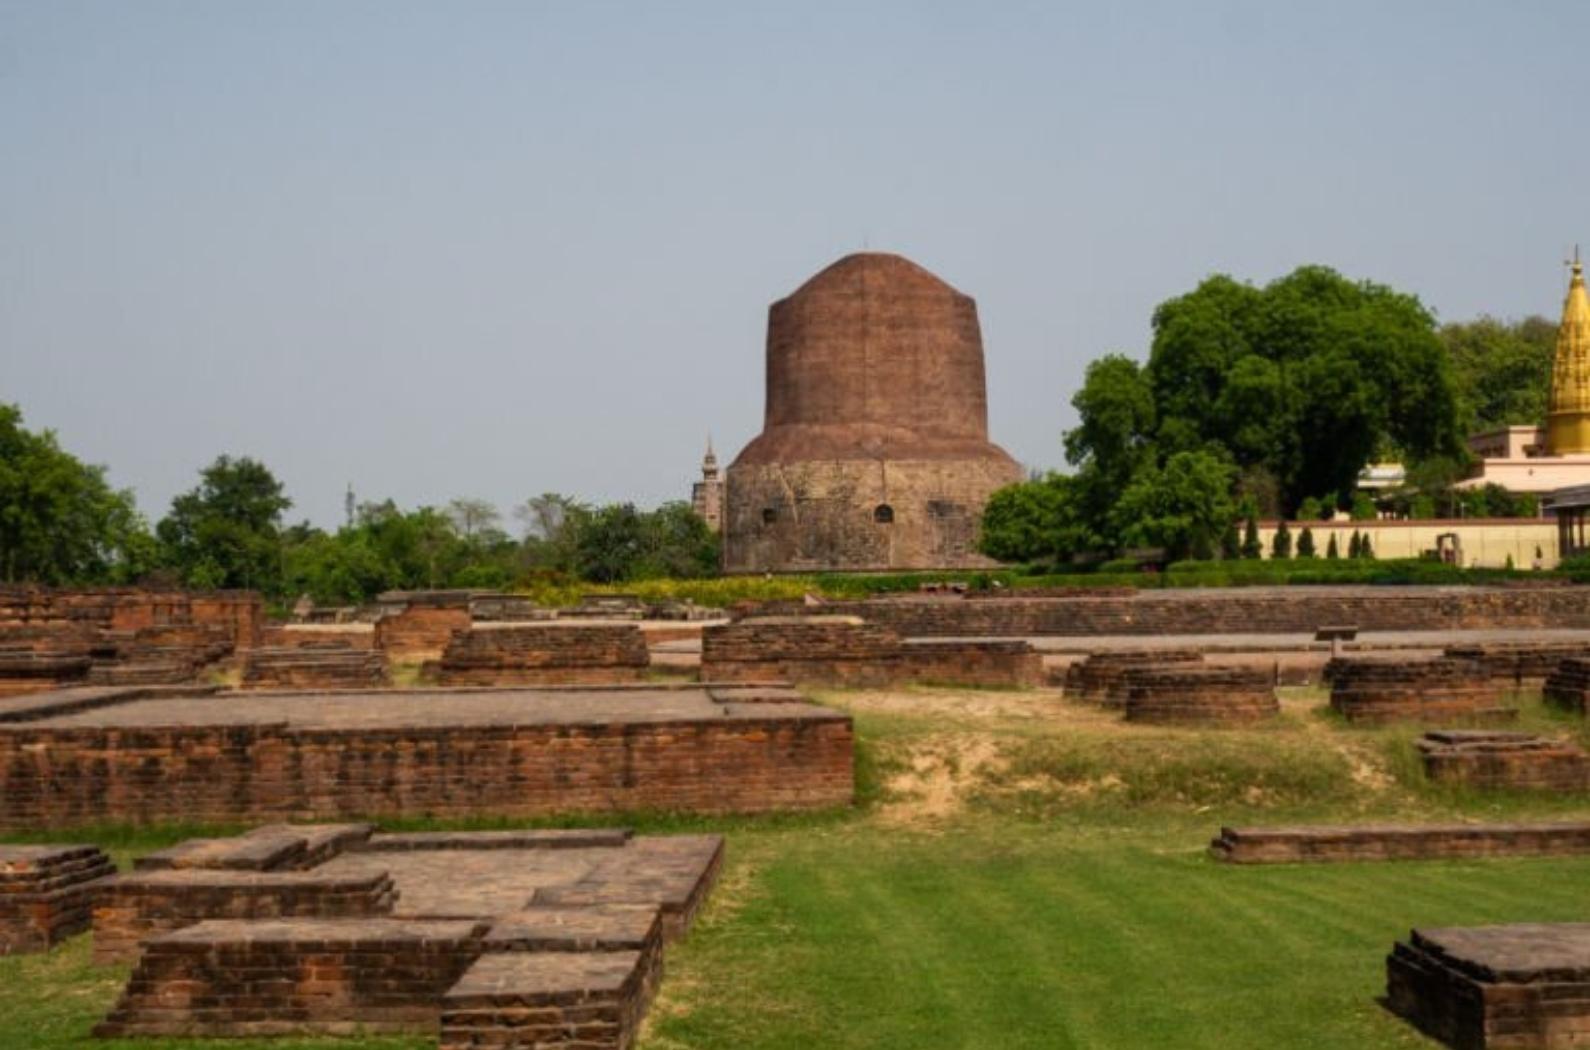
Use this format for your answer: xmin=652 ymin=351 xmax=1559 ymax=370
xmin=722 ymin=253 xmax=1022 ymax=572
xmin=1461 ymin=254 xmax=1590 ymax=491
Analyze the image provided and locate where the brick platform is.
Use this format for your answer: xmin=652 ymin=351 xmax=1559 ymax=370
xmin=0 ymin=844 xmax=116 ymax=954
xmin=1211 ymin=821 xmax=1590 ymax=864
xmin=240 ymin=646 xmax=390 ymax=690
xmin=701 ymin=615 xmax=1041 ymax=689
xmin=374 ymin=597 xmax=473 ymax=661
xmin=1445 ymin=641 xmax=1590 ymax=684
xmin=0 ymin=684 xmax=853 ymax=828
xmin=1329 ymin=657 xmax=1511 ymax=725
xmin=1387 ymin=923 xmax=1590 ymax=1048
xmin=1418 ymin=731 xmax=1590 ymax=792
xmin=1062 ymin=648 xmax=1205 ymax=705
xmin=95 ymin=825 xmax=722 ymax=1045
xmin=1544 ymin=657 xmax=1590 ymax=714
xmin=429 ymin=624 xmax=650 ymax=686
xmin=1121 ymin=666 xmax=1278 ymax=725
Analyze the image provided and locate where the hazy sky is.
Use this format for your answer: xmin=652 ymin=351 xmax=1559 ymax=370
xmin=4 ymin=1 xmax=1588 ymax=529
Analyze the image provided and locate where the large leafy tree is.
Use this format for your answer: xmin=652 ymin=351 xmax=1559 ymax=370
xmin=0 ymin=404 xmax=152 ymax=583
xmin=1441 ymin=315 xmax=1555 ymax=433
xmin=157 ymin=456 xmax=291 ymax=591
xmin=978 ymin=474 xmax=1089 ymax=564
xmin=1144 ymin=266 xmax=1463 ymax=512
xmin=1109 ymin=451 xmax=1237 ymax=561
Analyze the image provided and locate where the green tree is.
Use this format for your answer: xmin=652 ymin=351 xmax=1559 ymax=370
xmin=1272 ymin=521 xmax=1292 ymax=559
xmin=1442 ymin=316 xmax=1556 ymax=433
xmin=1240 ymin=514 xmax=1262 ymax=559
xmin=1218 ymin=521 xmax=1240 ymax=560
xmin=1297 ymin=526 xmax=1317 ymax=558
xmin=1108 ymin=451 xmax=1236 ymax=562
xmin=979 ymin=475 xmax=1088 ymax=564
xmin=1064 ymin=355 xmax=1157 ymax=544
xmin=0 ymin=404 xmax=152 ymax=583
xmin=1350 ymin=492 xmax=1377 ymax=521
xmin=1326 ymin=533 xmax=1339 ymax=559
xmin=1348 ymin=531 xmax=1363 ymax=558
xmin=1360 ymin=534 xmax=1375 ymax=559
xmin=156 ymin=456 xmax=291 ymax=592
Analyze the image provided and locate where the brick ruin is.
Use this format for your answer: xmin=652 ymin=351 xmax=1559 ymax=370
xmin=773 ymin=585 xmax=1590 ymax=637
xmin=1544 ymin=657 xmax=1590 ymax=713
xmin=1121 ymin=666 xmax=1278 ymax=725
xmin=1062 ymin=649 xmax=1205 ymax=705
xmin=1211 ymin=821 xmax=1590 ymax=864
xmin=0 ymin=844 xmax=116 ymax=955
xmin=426 ymin=624 xmax=651 ymax=686
xmin=372 ymin=592 xmax=474 ymax=662
xmin=1387 ymin=923 xmax=1590 ymax=1049
xmin=0 ymin=586 xmax=261 ymax=695
xmin=700 ymin=615 xmax=1043 ymax=689
xmin=1418 ymin=730 xmax=1590 ymax=792
xmin=1445 ymin=640 xmax=1590 ymax=685
xmin=1328 ymin=657 xmax=1510 ymax=725
xmin=87 ymin=822 xmax=721 ymax=1048
xmin=0 ymin=683 xmax=854 ymax=829
xmin=240 ymin=646 xmax=391 ymax=690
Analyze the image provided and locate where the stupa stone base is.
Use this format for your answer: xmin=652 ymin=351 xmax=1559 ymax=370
xmin=241 ymin=646 xmax=390 ymax=690
xmin=1388 ymin=924 xmax=1590 ymax=1048
xmin=1121 ymin=666 xmax=1277 ymax=725
xmin=1418 ymin=731 xmax=1590 ymax=792
xmin=1329 ymin=657 xmax=1510 ymax=725
xmin=1062 ymin=648 xmax=1204 ymax=705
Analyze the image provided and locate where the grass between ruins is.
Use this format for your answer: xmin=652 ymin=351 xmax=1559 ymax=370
xmin=5 ymin=687 xmax=1590 ymax=1049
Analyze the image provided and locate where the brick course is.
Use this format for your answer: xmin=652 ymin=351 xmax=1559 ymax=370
xmin=430 ymin=624 xmax=650 ymax=686
xmin=1329 ymin=657 xmax=1510 ymax=725
xmin=1122 ymin=666 xmax=1278 ymax=725
xmin=1212 ymin=822 xmax=1590 ymax=864
xmin=0 ymin=844 xmax=116 ymax=955
xmin=1418 ymin=730 xmax=1590 ymax=792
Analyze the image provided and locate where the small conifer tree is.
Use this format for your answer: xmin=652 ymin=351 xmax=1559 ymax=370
xmin=1348 ymin=531 xmax=1362 ymax=558
xmin=1297 ymin=526 xmax=1317 ymax=558
xmin=1326 ymin=533 xmax=1339 ymax=559
xmin=1272 ymin=521 xmax=1292 ymax=559
xmin=1241 ymin=515 xmax=1262 ymax=559
xmin=1360 ymin=534 xmax=1375 ymax=559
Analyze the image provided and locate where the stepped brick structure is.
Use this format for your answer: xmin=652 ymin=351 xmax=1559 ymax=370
xmin=700 ymin=615 xmax=1042 ymax=688
xmin=1328 ymin=657 xmax=1510 ymax=724
xmin=94 ymin=825 xmax=722 ymax=1047
xmin=428 ymin=624 xmax=650 ymax=685
xmin=723 ymin=253 xmax=1022 ymax=572
xmin=240 ymin=646 xmax=390 ymax=690
xmin=374 ymin=593 xmax=473 ymax=661
xmin=1544 ymin=657 xmax=1590 ymax=713
xmin=759 ymin=585 xmax=1590 ymax=637
xmin=1445 ymin=641 xmax=1590 ymax=684
xmin=1062 ymin=649 xmax=1205 ymax=705
xmin=0 ymin=844 xmax=116 ymax=955
xmin=1418 ymin=730 xmax=1590 ymax=792
xmin=1211 ymin=821 xmax=1590 ymax=864
xmin=1121 ymin=666 xmax=1278 ymax=725
xmin=0 ymin=683 xmax=853 ymax=829
xmin=1387 ymin=923 xmax=1590 ymax=1049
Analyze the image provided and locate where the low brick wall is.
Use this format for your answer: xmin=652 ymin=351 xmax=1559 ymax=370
xmin=441 ymin=951 xmax=648 ymax=1050
xmin=0 ymin=844 xmax=117 ymax=955
xmin=96 ymin=917 xmax=487 ymax=1038
xmin=1062 ymin=649 xmax=1205 ymax=705
xmin=1122 ymin=666 xmax=1278 ymax=725
xmin=262 ymin=624 xmax=377 ymax=650
xmin=1445 ymin=640 xmax=1590 ymax=683
xmin=0 ymin=691 xmax=855 ymax=829
xmin=1418 ymin=730 xmax=1590 ymax=791
xmin=771 ymin=585 xmax=1590 ymax=637
xmin=1387 ymin=924 xmax=1590 ymax=1049
xmin=1329 ymin=657 xmax=1508 ymax=725
xmin=375 ymin=602 xmax=473 ymax=662
xmin=701 ymin=616 xmax=1040 ymax=689
xmin=1545 ymin=657 xmax=1590 ymax=714
xmin=241 ymin=647 xmax=390 ymax=690
xmin=1211 ymin=821 xmax=1590 ymax=864
xmin=430 ymin=624 xmax=650 ymax=686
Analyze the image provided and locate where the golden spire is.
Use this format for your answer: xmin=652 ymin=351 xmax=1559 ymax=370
xmin=1548 ymin=247 xmax=1590 ymax=454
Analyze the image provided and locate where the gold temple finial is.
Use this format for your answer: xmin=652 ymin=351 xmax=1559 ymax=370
xmin=1549 ymin=245 xmax=1590 ymax=453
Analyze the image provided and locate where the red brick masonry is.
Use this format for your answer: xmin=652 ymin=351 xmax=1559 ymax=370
xmin=1418 ymin=730 xmax=1590 ymax=792
xmin=1387 ymin=923 xmax=1590 ymax=1048
xmin=428 ymin=624 xmax=651 ymax=686
xmin=0 ymin=684 xmax=854 ymax=829
xmin=0 ymin=844 xmax=116 ymax=955
xmin=1211 ymin=821 xmax=1590 ymax=864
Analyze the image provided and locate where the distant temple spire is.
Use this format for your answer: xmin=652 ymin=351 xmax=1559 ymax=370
xmin=691 ymin=436 xmax=723 ymax=532
xmin=1548 ymin=247 xmax=1590 ymax=454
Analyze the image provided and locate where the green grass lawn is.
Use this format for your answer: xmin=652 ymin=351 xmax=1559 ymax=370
xmin=6 ymin=685 xmax=1590 ymax=1050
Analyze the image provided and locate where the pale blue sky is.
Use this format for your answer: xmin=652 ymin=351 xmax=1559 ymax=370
xmin=3 ymin=1 xmax=1586 ymax=527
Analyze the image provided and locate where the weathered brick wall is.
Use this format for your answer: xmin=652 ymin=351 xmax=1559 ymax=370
xmin=1212 ymin=822 xmax=1590 ymax=864
xmin=374 ymin=603 xmax=472 ymax=662
xmin=261 ymin=625 xmax=376 ymax=650
xmin=767 ymin=586 xmax=1590 ymax=637
xmin=240 ymin=648 xmax=390 ymax=690
xmin=431 ymin=625 xmax=650 ymax=686
xmin=0 ymin=715 xmax=855 ymax=830
xmin=1123 ymin=666 xmax=1278 ymax=725
xmin=1329 ymin=657 xmax=1506 ymax=725
xmin=1445 ymin=641 xmax=1590 ymax=683
xmin=1063 ymin=649 xmax=1205 ymax=704
xmin=1544 ymin=657 xmax=1590 ymax=713
xmin=0 ymin=845 xmax=117 ymax=955
xmin=1418 ymin=730 xmax=1590 ymax=791
xmin=702 ymin=616 xmax=1040 ymax=688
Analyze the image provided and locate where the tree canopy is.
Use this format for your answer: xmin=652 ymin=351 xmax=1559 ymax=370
xmin=1441 ymin=315 xmax=1555 ymax=434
